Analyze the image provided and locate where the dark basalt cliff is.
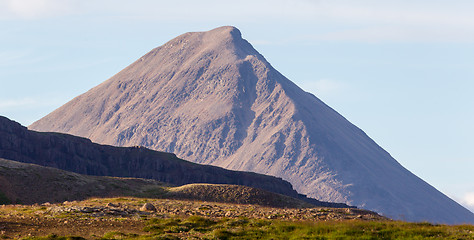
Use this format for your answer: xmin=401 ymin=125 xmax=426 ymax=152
xmin=0 ymin=116 xmax=348 ymax=208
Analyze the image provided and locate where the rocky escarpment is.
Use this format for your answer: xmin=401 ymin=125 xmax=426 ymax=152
xmin=0 ymin=116 xmax=348 ymax=208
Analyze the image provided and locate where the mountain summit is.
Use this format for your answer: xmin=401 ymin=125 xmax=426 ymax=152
xmin=30 ymin=26 xmax=474 ymax=224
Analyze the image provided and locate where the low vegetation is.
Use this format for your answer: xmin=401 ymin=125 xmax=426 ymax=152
xmin=0 ymin=197 xmax=472 ymax=239
xmin=137 ymin=217 xmax=474 ymax=239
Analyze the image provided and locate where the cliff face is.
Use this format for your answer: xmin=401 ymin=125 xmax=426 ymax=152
xmin=0 ymin=116 xmax=289 ymax=198
xmin=29 ymin=26 xmax=474 ymax=224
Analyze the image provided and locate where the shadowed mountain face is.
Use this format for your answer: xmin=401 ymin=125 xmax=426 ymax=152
xmin=29 ymin=26 xmax=474 ymax=224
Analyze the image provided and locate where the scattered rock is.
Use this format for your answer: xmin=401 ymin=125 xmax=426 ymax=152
xmin=267 ymin=214 xmax=278 ymax=219
xmin=80 ymin=207 xmax=94 ymax=213
xmin=140 ymin=203 xmax=156 ymax=212
xmin=106 ymin=202 xmax=120 ymax=208
xmin=35 ymin=198 xmax=385 ymax=223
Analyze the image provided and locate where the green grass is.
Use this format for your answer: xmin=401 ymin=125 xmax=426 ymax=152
xmin=18 ymin=215 xmax=474 ymax=240
xmin=99 ymin=231 xmax=139 ymax=240
xmin=22 ymin=234 xmax=86 ymax=240
xmin=137 ymin=216 xmax=474 ymax=239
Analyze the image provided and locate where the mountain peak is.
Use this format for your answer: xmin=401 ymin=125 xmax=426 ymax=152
xmin=156 ymin=26 xmax=256 ymax=63
xmin=206 ymin=26 xmax=242 ymax=40
xmin=29 ymin=27 xmax=474 ymax=224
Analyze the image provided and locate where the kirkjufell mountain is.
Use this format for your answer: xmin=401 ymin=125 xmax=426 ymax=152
xmin=30 ymin=26 xmax=474 ymax=224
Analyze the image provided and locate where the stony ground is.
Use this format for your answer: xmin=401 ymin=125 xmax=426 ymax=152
xmin=0 ymin=197 xmax=385 ymax=239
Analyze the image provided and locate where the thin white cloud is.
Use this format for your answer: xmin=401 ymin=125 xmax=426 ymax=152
xmin=0 ymin=50 xmax=30 ymax=64
xmin=0 ymin=98 xmax=62 ymax=111
xmin=0 ymin=97 xmax=69 ymax=126
xmin=0 ymin=98 xmax=37 ymax=110
xmin=0 ymin=50 xmax=53 ymax=67
xmin=3 ymin=0 xmax=474 ymax=25
xmin=0 ymin=0 xmax=81 ymax=19
xmin=306 ymin=26 xmax=474 ymax=43
xmin=314 ymin=1 xmax=474 ymax=27
xmin=299 ymin=79 xmax=348 ymax=97
xmin=460 ymin=192 xmax=474 ymax=212
xmin=450 ymin=191 xmax=474 ymax=213
xmin=1 ymin=0 xmax=474 ymax=42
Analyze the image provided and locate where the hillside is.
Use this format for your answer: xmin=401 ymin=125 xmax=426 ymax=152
xmin=28 ymin=26 xmax=474 ymax=224
xmin=0 ymin=115 xmax=347 ymax=208
xmin=0 ymin=158 xmax=313 ymax=208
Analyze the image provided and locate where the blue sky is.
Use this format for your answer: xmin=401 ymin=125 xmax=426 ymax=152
xmin=1 ymin=0 xmax=473 ymax=212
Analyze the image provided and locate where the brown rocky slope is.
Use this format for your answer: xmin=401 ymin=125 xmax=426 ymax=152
xmin=0 ymin=157 xmax=313 ymax=208
xmin=29 ymin=26 xmax=474 ymax=224
xmin=0 ymin=115 xmax=347 ymax=208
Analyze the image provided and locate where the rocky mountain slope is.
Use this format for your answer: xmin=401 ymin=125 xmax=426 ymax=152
xmin=0 ymin=157 xmax=313 ymax=208
xmin=0 ymin=115 xmax=346 ymax=208
xmin=29 ymin=26 xmax=474 ymax=224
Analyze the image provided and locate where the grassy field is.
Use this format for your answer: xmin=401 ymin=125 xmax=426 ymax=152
xmin=18 ymin=217 xmax=474 ymax=240
xmin=1 ymin=197 xmax=472 ymax=239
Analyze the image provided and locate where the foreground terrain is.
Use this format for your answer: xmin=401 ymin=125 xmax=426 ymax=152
xmin=1 ymin=198 xmax=472 ymax=239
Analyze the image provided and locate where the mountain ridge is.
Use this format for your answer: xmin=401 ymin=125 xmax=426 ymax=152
xmin=0 ymin=115 xmax=348 ymax=208
xmin=29 ymin=26 xmax=474 ymax=224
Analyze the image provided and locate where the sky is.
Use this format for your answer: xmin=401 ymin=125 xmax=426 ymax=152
xmin=0 ymin=0 xmax=473 ymax=213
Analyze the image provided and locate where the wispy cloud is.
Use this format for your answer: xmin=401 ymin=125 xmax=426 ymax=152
xmin=0 ymin=98 xmax=37 ymax=110
xmin=299 ymin=79 xmax=348 ymax=97
xmin=0 ymin=0 xmax=81 ymax=19
xmin=460 ymin=192 xmax=474 ymax=213
xmin=2 ymin=1 xmax=474 ymax=42
xmin=309 ymin=26 xmax=474 ymax=43
xmin=450 ymin=191 xmax=474 ymax=213
xmin=0 ymin=50 xmax=53 ymax=67
xmin=2 ymin=0 xmax=474 ymax=24
xmin=0 ymin=98 xmax=62 ymax=111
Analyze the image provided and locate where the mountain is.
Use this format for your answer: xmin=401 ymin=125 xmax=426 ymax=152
xmin=29 ymin=26 xmax=474 ymax=224
xmin=0 ymin=157 xmax=314 ymax=208
xmin=0 ymin=115 xmax=346 ymax=208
